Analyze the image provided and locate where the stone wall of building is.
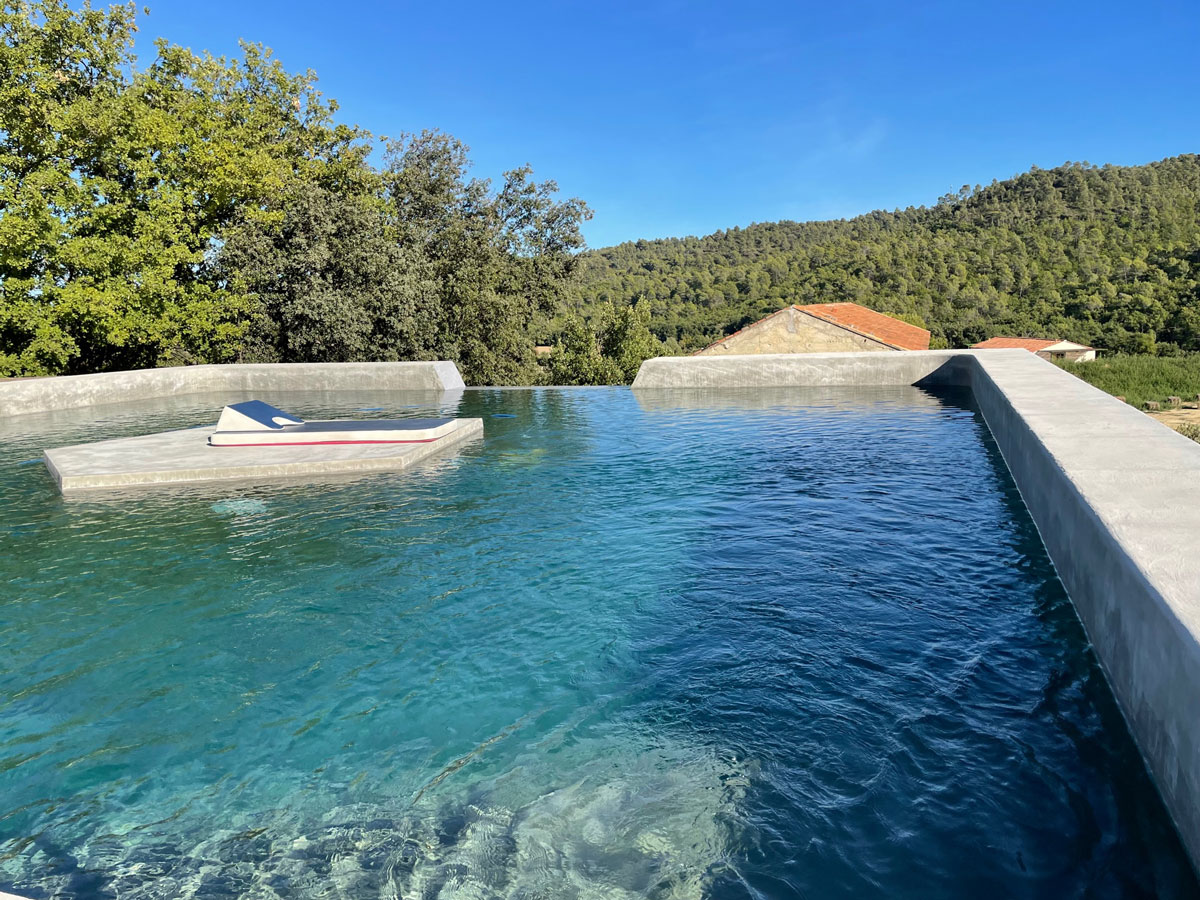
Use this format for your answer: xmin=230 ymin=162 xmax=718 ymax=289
xmin=697 ymin=308 xmax=894 ymax=355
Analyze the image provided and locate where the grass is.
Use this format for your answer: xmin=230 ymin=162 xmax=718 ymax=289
xmin=1054 ymin=354 xmax=1200 ymax=409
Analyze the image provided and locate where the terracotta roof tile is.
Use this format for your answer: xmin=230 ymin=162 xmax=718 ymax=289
xmin=971 ymin=337 xmax=1060 ymax=351
xmin=792 ymin=303 xmax=931 ymax=351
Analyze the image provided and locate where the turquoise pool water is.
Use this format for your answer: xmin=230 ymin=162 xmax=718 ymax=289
xmin=0 ymin=386 xmax=1195 ymax=899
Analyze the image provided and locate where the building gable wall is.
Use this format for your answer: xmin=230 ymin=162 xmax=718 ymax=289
xmin=698 ymin=307 xmax=894 ymax=355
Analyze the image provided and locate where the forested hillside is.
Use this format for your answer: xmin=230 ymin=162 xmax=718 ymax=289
xmin=567 ymin=157 xmax=1200 ymax=354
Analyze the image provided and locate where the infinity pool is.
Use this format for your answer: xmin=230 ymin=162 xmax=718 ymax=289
xmin=0 ymin=386 xmax=1195 ymax=898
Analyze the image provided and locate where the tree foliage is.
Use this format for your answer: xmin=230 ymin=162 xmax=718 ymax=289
xmin=1054 ymin=354 xmax=1200 ymax=409
xmin=548 ymin=298 xmax=660 ymax=385
xmin=566 ymin=157 xmax=1200 ymax=357
xmin=0 ymin=1 xmax=590 ymax=384
xmin=215 ymin=181 xmax=435 ymax=364
xmin=382 ymin=132 xmax=591 ymax=384
xmin=0 ymin=0 xmax=368 ymax=374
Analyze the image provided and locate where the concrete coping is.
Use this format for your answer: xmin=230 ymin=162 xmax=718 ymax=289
xmin=0 ymin=361 xmax=466 ymax=418
xmin=633 ymin=348 xmax=1200 ymax=872
xmin=632 ymin=348 xmax=975 ymax=388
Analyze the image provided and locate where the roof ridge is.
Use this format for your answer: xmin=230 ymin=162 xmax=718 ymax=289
xmin=791 ymin=302 xmax=931 ymax=351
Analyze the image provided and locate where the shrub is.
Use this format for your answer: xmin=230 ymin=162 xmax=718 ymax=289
xmin=1055 ymin=354 xmax=1200 ymax=408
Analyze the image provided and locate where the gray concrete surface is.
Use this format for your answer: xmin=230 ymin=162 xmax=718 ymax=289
xmin=633 ymin=348 xmax=1200 ymax=871
xmin=632 ymin=350 xmax=970 ymax=388
xmin=45 ymin=418 xmax=483 ymax=493
xmin=1 ymin=361 xmax=465 ymax=417
xmin=631 ymin=383 xmax=949 ymax=412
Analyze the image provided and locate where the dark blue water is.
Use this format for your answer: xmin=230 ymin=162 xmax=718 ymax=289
xmin=0 ymin=386 xmax=1194 ymax=899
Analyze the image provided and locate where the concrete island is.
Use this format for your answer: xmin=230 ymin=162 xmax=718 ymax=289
xmin=44 ymin=417 xmax=484 ymax=494
xmin=8 ymin=362 xmax=480 ymax=494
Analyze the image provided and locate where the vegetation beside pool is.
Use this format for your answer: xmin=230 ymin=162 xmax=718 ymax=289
xmin=1055 ymin=355 xmax=1200 ymax=409
xmin=1053 ymin=354 xmax=1200 ymax=444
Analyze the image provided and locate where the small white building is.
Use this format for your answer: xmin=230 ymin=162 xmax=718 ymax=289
xmin=972 ymin=337 xmax=1097 ymax=362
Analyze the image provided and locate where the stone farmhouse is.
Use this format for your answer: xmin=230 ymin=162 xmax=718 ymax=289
xmin=695 ymin=303 xmax=931 ymax=356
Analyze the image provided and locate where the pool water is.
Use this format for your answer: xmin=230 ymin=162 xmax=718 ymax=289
xmin=0 ymin=386 xmax=1195 ymax=899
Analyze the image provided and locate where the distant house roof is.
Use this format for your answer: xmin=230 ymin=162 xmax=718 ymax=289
xmin=792 ymin=303 xmax=931 ymax=351
xmin=972 ymin=337 xmax=1094 ymax=352
xmin=972 ymin=337 xmax=1059 ymax=351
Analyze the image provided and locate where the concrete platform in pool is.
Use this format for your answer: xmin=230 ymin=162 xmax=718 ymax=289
xmin=43 ymin=417 xmax=483 ymax=493
xmin=634 ymin=348 xmax=1200 ymax=873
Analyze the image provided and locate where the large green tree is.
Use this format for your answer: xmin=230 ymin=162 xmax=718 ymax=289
xmin=0 ymin=0 xmax=368 ymax=375
xmin=2 ymin=2 xmax=592 ymax=384
xmin=214 ymin=180 xmax=436 ymax=363
xmin=382 ymin=131 xmax=591 ymax=384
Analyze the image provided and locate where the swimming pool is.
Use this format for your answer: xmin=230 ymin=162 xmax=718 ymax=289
xmin=1 ymin=386 xmax=1195 ymax=898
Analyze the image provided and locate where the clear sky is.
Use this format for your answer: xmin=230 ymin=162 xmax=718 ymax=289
xmin=133 ymin=0 xmax=1200 ymax=249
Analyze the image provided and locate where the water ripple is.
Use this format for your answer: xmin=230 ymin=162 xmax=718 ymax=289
xmin=0 ymin=386 xmax=1194 ymax=898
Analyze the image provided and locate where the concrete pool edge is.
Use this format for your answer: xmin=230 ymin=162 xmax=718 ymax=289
xmin=0 ymin=361 xmax=466 ymax=417
xmin=634 ymin=349 xmax=1200 ymax=871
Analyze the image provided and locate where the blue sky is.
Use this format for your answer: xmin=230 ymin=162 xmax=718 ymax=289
xmin=134 ymin=0 xmax=1200 ymax=248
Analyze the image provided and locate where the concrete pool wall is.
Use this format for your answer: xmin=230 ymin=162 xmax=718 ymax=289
xmin=0 ymin=361 xmax=465 ymax=417
xmin=635 ymin=348 xmax=1200 ymax=871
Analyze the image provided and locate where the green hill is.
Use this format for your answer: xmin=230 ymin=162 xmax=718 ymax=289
xmin=565 ymin=155 xmax=1200 ymax=355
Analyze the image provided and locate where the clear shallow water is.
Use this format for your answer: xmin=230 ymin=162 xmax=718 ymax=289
xmin=0 ymin=386 xmax=1195 ymax=899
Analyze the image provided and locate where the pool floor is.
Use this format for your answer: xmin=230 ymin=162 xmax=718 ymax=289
xmin=0 ymin=386 xmax=1195 ymax=898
